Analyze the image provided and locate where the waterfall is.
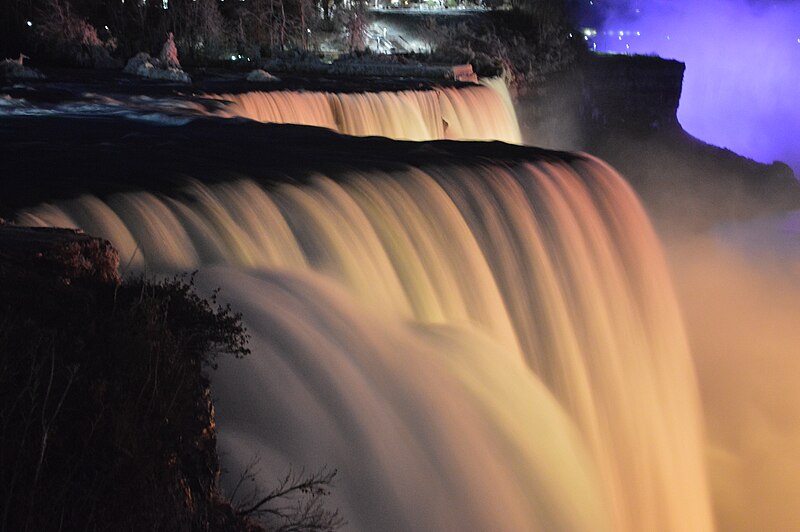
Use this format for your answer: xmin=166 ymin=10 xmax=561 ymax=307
xmin=205 ymin=79 xmax=521 ymax=143
xmin=17 ymin=155 xmax=713 ymax=531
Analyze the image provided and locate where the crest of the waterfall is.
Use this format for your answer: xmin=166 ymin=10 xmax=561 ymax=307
xmin=17 ymin=155 xmax=713 ymax=531
xmin=209 ymin=90 xmax=339 ymax=131
xmin=206 ymin=78 xmax=521 ymax=144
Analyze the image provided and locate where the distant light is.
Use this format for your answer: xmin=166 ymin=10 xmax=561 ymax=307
xmin=636 ymin=31 xmax=640 ymax=36
xmin=584 ymin=36 xmax=589 ymax=41
xmin=307 ymin=28 xmax=311 ymax=33
xmin=26 ymin=20 xmax=32 ymax=26
xmin=104 ymin=25 xmax=109 ymax=30
xmin=230 ymin=55 xmax=236 ymax=60
xmin=635 ymin=8 xmax=640 ymax=13
xmin=569 ymin=33 xmax=573 ymax=38
xmin=619 ymin=36 xmax=622 ymax=40
xmin=619 ymin=30 xmax=624 ymax=36
xmin=667 ymin=35 xmax=670 ymax=40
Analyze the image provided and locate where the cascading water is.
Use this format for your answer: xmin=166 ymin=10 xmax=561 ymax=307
xmin=0 ymin=78 xmax=520 ymax=143
xmin=17 ymin=154 xmax=713 ymax=531
xmin=205 ymin=78 xmax=521 ymax=143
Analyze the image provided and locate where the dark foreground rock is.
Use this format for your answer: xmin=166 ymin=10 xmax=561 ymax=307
xmin=0 ymin=224 xmax=119 ymax=284
xmin=0 ymin=227 xmax=256 ymax=531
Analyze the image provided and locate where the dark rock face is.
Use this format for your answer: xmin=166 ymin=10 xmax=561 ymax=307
xmin=518 ymin=54 xmax=686 ymax=149
xmin=579 ymin=55 xmax=685 ymax=134
xmin=588 ymin=129 xmax=800 ymax=232
xmin=0 ymin=224 xmax=120 ymax=285
xmin=0 ymin=228 xmax=252 ymax=531
xmin=518 ymin=54 xmax=800 ymax=232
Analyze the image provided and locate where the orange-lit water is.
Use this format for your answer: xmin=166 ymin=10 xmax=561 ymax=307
xmin=667 ymin=230 xmax=800 ymax=532
xmin=203 ymin=78 xmax=521 ymax=143
xmin=18 ymin=155 xmax=713 ymax=530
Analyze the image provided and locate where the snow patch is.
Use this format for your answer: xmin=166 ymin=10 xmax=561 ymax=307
xmin=123 ymin=52 xmax=191 ymax=84
xmin=246 ymin=69 xmax=280 ymax=83
xmin=0 ymin=57 xmax=45 ymax=80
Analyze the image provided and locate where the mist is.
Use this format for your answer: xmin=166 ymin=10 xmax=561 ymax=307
xmin=666 ymin=222 xmax=800 ymax=531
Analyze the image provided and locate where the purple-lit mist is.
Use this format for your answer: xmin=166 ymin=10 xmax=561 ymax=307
xmin=591 ymin=0 xmax=800 ymax=174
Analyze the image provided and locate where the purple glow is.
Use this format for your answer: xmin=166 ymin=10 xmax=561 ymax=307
xmin=595 ymin=0 xmax=800 ymax=173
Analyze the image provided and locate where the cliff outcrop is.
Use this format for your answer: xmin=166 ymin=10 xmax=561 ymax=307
xmin=0 ymin=224 xmax=253 ymax=531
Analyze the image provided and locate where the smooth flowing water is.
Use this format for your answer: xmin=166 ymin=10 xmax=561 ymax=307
xmin=17 ymin=154 xmax=712 ymax=531
xmin=205 ymin=78 xmax=521 ymax=143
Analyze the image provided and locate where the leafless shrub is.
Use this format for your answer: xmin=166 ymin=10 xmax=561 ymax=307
xmin=420 ymin=11 xmax=581 ymax=94
xmin=0 ymin=272 xmax=249 ymax=530
xmin=229 ymin=0 xmax=321 ymax=58
xmin=334 ymin=1 xmax=370 ymax=52
xmin=159 ymin=31 xmax=181 ymax=67
xmin=169 ymin=0 xmax=228 ymax=63
xmin=232 ymin=458 xmax=345 ymax=532
xmin=35 ymin=0 xmax=118 ymax=67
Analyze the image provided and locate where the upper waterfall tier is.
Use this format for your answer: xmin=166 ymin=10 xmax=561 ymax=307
xmin=205 ymin=78 xmax=521 ymax=143
xmin=0 ymin=77 xmax=520 ymax=143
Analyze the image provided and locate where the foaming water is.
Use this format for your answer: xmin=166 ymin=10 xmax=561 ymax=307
xmin=207 ymin=79 xmax=521 ymax=143
xmin=17 ymin=157 xmax=712 ymax=531
xmin=0 ymin=95 xmax=196 ymax=125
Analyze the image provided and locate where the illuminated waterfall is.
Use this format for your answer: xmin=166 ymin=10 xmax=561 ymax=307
xmin=206 ymin=79 xmax=521 ymax=143
xmin=17 ymin=155 xmax=713 ymax=531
